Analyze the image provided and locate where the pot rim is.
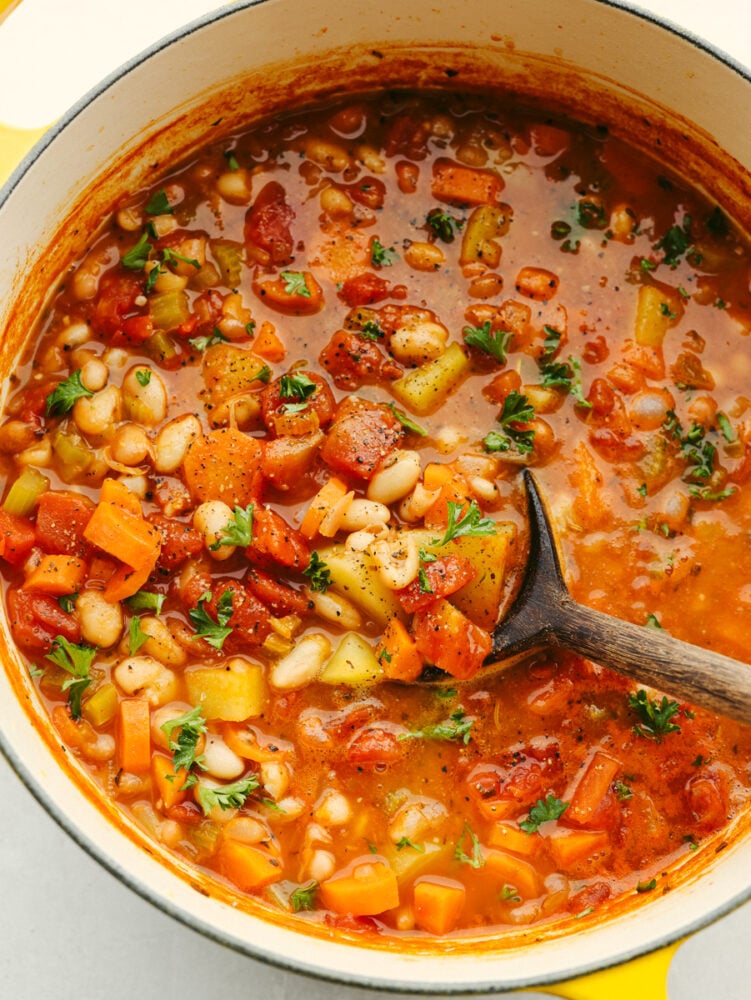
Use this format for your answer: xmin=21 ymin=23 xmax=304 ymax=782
xmin=1 ymin=0 xmax=750 ymax=991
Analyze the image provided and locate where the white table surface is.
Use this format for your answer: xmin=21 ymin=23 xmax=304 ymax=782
xmin=1 ymin=1 xmax=750 ymax=997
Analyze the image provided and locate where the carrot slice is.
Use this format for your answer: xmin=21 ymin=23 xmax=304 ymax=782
xmin=431 ymin=158 xmax=503 ymax=206
xmin=320 ymin=858 xmax=399 ymax=916
xmin=412 ymin=599 xmax=492 ymax=680
xmin=299 ymin=476 xmax=349 ymax=539
xmin=252 ymin=321 xmax=287 ymax=362
xmin=486 ymin=821 xmax=543 ymax=857
xmin=375 ymin=618 xmax=424 ymax=682
xmin=103 ymin=561 xmax=153 ymax=603
xmin=152 ymin=753 xmax=189 ymax=810
xmin=565 ymin=750 xmax=621 ymax=828
xmin=218 ymin=840 xmax=283 ymax=891
xmin=413 ymin=877 xmax=466 ymax=935
xmin=484 ymin=849 xmax=542 ymax=899
xmin=546 ymin=828 xmax=610 ymax=868
xmin=182 ymin=427 xmax=264 ymax=507
xmin=117 ymin=699 xmax=151 ymax=773
xmin=83 ymin=502 xmax=161 ymax=572
xmin=100 ymin=477 xmax=143 ymax=516
xmin=23 ymin=555 xmax=86 ymax=595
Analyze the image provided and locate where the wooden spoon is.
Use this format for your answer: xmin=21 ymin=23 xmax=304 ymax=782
xmin=475 ymin=468 xmax=751 ymax=725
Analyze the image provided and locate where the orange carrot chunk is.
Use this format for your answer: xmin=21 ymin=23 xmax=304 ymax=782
xmin=218 ymin=840 xmax=283 ymax=891
xmin=376 ymin=618 xmax=425 ymax=682
xmin=565 ymin=750 xmax=621 ymax=828
xmin=320 ymin=858 xmax=399 ymax=916
xmin=413 ymin=877 xmax=466 ymax=935
xmin=152 ymin=753 xmax=190 ymax=810
xmin=431 ymin=158 xmax=503 ymax=206
xmin=182 ymin=427 xmax=264 ymax=508
xmin=117 ymin=699 xmax=151 ymax=773
xmin=23 ymin=555 xmax=86 ymax=595
xmin=83 ymin=501 xmax=161 ymax=572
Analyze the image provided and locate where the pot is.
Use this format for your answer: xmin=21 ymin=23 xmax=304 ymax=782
xmin=1 ymin=0 xmax=750 ymax=993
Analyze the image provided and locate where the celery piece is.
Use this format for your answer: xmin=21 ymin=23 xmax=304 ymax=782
xmin=82 ymin=682 xmax=118 ymax=727
xmin=2 ymin=465 xmax=49 ymax=516
xmin=212 ymin=240 xmax=244 ymax=288
xmin=52 ymin=427 xmax=91 ymax=479
xmin=145 ymin=330 xmax=177 ymax=363
xmin=190 ymin=820 xmax=221 ymax=858
xmin=149 ymin=289 xmax=190 ymax=331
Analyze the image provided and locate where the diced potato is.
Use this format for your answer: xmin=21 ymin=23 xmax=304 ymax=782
xmin=317 ymin=545 xmax=406 ymax=628
xmin=200 ymin=343 xmax=268 ymax=426
xmin=390 ymin=342 xmax=470 ymax=416
xmin=380 ymin=841 xmax=452 ymax=886
xmin=633 ymin=284 xmax=683 ymax=347
xmin=319 ymin=632 xmax=383 ymax=685
xmin=185 ymin=658 xmax=267 ymax=721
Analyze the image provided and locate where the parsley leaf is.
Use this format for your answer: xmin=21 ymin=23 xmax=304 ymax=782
xmin=125 ymin=590 xmax=166 ymax=615
xmin=145 ymin=189 xmax=172 ymax=215
xmin=189 ymin=326 xmax=228 ymax=352
xmin=128 ymin=615 xmax=150 ymax=655
xmin=399 ymin=707 xmax=473 ymax=744
xmin=303 ymin=551 xmax=331 ymax=593
xmin=197 ymin=775 xmax=260 ymax=815
xmin=430 ymin=500 xmax=497 ymax=546
xmin=45 ymin=636 xmax=97 ymax=719
xmin=614 ymin=780 xmax=633 ymax=801
xmin=654 ymin=215 xmax=693 ymax=266
xmin=636 ymin=878 xmax=657 ymax=893
xmin=539 ymin=354 xmax=593 ymax=408
xmin=45 ymin=370 xmax=94 ymax=417
xmin=57 ymin=593 xmax=78 ymax=615
xmin=500 ymin=884 xmax=521 ymax=903
xmin=386 ymin=402 xmax=427 ymax=437
xmin=189 ymin=590 xmax=233 ymax=650
xmin=717 ymin=412 xmax=735 ymax=443
xmin=223 ymin=150 xmax=240 ymax=172
xmin=628 ymin=689 xmax=681 ymax=741
xmin=161 ymin=246 xmax=201 ymax=271
xmin=359 ymin=320 xmax=385 ymax=342
xmin=519 ymin=794 xmax=570 ymax=834
xmin=543 ymin=325 xmax=562 ymax=356
xmin=135 ymin=369 xmax=152 ymax=387
xmin=209 ymin=503 xmax=254 ymax=550
xmin=426 ymin=208 xmax=461 ymax=242
xmin=483 ymin=390 xmax=537 ymax=455
xmin=395 ymin=837 xmax=425 ymax=852
xmin=454 ymin=822 xmax=485 ymax=869
xmin=279 ymin=372 xmax=317 ymax=401
xmin=370 ymin=238 xmax=398 ymax=267
xmin=281 ymin=271 xmax=311 ymax=297
xmin=463 ymin=321 xmax=513 ymax=364
xmin=121 ymin=231 xmax=153 ymax=270
xmin=290 ymin=881 xmax=319 ymax=912
xmin=160 ymin=705 xmax=207 ymax=773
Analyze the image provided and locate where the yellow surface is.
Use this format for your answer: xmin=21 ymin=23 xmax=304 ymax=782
xmin=545 ymin=942 xmax=679 ymax=1000
xmin=0 ymin=122 xmax=48 ymax=183
xmin=0 ymin=0 xmax=22 ymax=24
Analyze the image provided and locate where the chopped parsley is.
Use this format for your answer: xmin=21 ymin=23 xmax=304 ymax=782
xmin=426 ymin=208 xmax=461 ymax=242
xmin=128 ymin=615 xmax=150 ymax=655
xmin=628 ymin=689 xmax=681 ymax=741
xmin=636 ymin=878 xmax=657 ymax=893
xmin=483 ymin=390 xmax=537 ymax=455
xmin=197 ymin=775 xmax=260 ymax=815
xmin=135 ymin=369 xmax=152 ymax=387
xmin=189 ymin=327 xmax=228 ymax=352
xmin=125 ymin=590 xmax=166 ymax=615
xmin=430 ymin=500 xmax=497 ymax=546
xmin=359 ymin=320 xmax=385 ymax=341
xmin=500 ymin=884 xmax=521 ymax=903
xmin=160 ymin=705 xmax=207 ymax=774
xmin=613 ymin=780 xmax=633 ymax=801
xmin=189 ymin=590 xmax=234 ymax=650
xmin=290 ymin=881 xmax=319 ymax=912
xmin=145 ymin=189 xmax=173 ymax=215
xmin=399 ymin=707 xmax=473 ymax=745
xmin=209 ymin=503 xmax=254 ymax=550
xmin=519 ymin=794 xmax=570 ymax=834
xmin=543 ymin=325 xmax=562 ymax=356
xmin=45 ymin=636 xmax=97 ymax=719
xmin=121 ymin=231 xmax=153 ymax=270
xmin=281 ymin=271 xmax=311 ymax=297
xmin=161 ymin=246 xmax=200 ymax=271
xmin=540 ymin=356 xmax=591 ymax=408
xmin=223 ymin=150 xmax=240 ymax=172
xmin=279 ymin=372 xmax=317 ymax=401
xmin=370 ymin=238 xmax=398 ymax=267
xmin=654 ymin=215 xmax=693 ymax=266
xmin=395 ymin=837 xmax=425 ymax=852
xmin=462 ymin=321 xmax=513 ymax=364
xmin=45 ymin=370 xmax=94 ymax=417
xmin=717 ymin=412 xmax=735 ymax=443
xmin=386 ymin=403 xmax=427 ymax=436
xmin=454 ymin=822 xmax=485 ymax=869
xmin=303 ymin=551 xmax=332 ymax=593
xmin=57 ymin=593 xmax=78 ymax=615
xmin=645 ymin=613 xmax=663 ymax=630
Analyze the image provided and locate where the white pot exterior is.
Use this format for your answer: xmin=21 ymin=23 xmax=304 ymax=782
xmin=0 ymin=0 xmax=750 ymax=991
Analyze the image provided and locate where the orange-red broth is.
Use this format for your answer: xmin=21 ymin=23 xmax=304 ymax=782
xmin=2 ymin=91 xmax=751 ymax=939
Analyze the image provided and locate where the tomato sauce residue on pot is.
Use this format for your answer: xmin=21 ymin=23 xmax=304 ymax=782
xmin=1 ymin=90 xmax=751 ymax=941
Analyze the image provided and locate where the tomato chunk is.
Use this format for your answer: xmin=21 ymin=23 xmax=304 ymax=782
xmin=244 ymin=180 xmax=295 ymax=266
xmin=320 ymin=397 xmax=402 ymax=480
xmin=412 ymin=599 xmax=492 ymax=680
xmin=7 ymin=588 xmax=81 ymax=651
xmin=396 ymin=555 xmax=476 ymax=614
xmin=35 ymin=491 xmax=95 ymax=556
xmin=0 ymin=510 xmax=37 ymax=565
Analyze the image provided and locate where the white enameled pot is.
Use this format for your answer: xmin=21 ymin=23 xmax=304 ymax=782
xmin=1 ymin=0 xmax=750 ymax=993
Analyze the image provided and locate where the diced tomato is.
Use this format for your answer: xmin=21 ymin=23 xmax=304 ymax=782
xmin=203 ymin=578 xmax=271 ymax=650
xmin=346 ymin=725 xmax=404 ymax=768
xmin=685 ymin=768 xmax=729 ymax=833
xmin=17 ymin=383 xmax=55 ymax=423
xmin=260 ymin=371 xmax=336 ymax=434
xmin=247 ymin=506 xmax=310 ymax=571
xmin=253 ymin=271 xmax=324 ymax=316
xmin=117 ymin=314 xmax=154 ymax=344
xmin=7 ymin=588 xmax=81 ymax=651
xmin=148 ymin=513 xmax=204 ymax=570
xmin=0 ymin=510 xmax=37 ymax=565
xmin=396 ymin=555 xmax=476 ymax=614
xmin=244 ymin=181 xmax=295 ymax=266
xmin=566 ymin=881 xmax=612 ymax=915
xmin=92 ymin=272 xmax=144 ymax=337
xmin=338 ymin=272 xmax=392 ymax=306
xmin=245 ymin=567 xmax=309 ymax=616
xmin=35 ymin=491 xmax=95 ymax=556
xmin=412 ymin=599 xmax=492 ymax=680
xmin=320 ymin=397 xmax=402 ymax=480
xmin=464 ymin=739 xmax=563 ymax=819
xmin=319 ymin=330 xmax=402 ymax=390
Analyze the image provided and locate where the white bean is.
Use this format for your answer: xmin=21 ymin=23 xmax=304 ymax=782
xmin=272 ymin=796 xmax=305 ymax=821
xmin=469 ymin=475 xmax=500 ymax=504
xmin=390 ymin=319 xmax=448 ymax=365
xmin=153 ymin=414 xmax=200 ymax=474
xmin=313 ymin=788 xmax=353 ymax=826
xmin=202 ymin=734 xmax=245 ymax=780
xmin=305 ymin=589 xmax=363 ymax=630
xmin=138 ymin=616 xmax=188 ymax=667
xmin=56 ymin=322 xmax=91 ymax=348
xmin=77 ymin=590 xmax=124 ymax=648
xmin=270 ymin=634 xmax=331 ymax=690
xmin=117 ymin=474 xmax=148 ymax=498
xmin=344 ymin=529 xmax=377 ymax=552
xmin=216 ymin=168 xmax=252 ymax=204
xmin=73 ymin=384 xmax=122 ymax=437
xmin=308 ymin=850 xmax=336 ymax=882
xmin=320 ymin=186 xmax=353 ymax=218
xmin=150 ymin=702 xmax=195 ymax=751
xmin=259 ymin=761 xmax=290 ymax=801
xmin=17 ymin=436 xmax=52 ymax=467
xmin=110 ymin=423 xmax=152 ymax=466
xmin=388 ymin=798 xmax=448 ymax=843
xmin=193 ymin=499 xmax=236 ymax=560
xmin=338 ymin=498 xmax=390 ymax=532
xmin=113 ymin=655 xmax=177 ymax=706
xmin=370 ymin=535 xmax=420 ymax=589
xmin=399 ymin=483 xmax=441 ymax=522
xmin=122 ymin=366 xmax=168 ymax=426
xmin=367 ymin=450 xmax=421 ymax=505
xmin=79 ymin=358 xmax=108 ymax=392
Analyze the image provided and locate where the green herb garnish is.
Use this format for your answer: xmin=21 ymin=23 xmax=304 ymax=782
xmin=519 ymin=794 xmax=570 ymax=834
xmin=628 ymin=689 xmax=681 ymax=741
xmin=399 ymin=707 xmax=473 ymax=745
xmin=370 ymin=238 xmax=398 ymax=267
xmin=463 ymin=321 xmax=513 ymax=364
xmin=281 ymin=271 xmax=311 ymax=297
xmin=45 ymin=636 xmax=97 ymax=719
xmin=430 ymin=500 xmax=496 ymax=546
xmin=303 ymin=551 xmax=332 ymax=593
xmin=290 ymin=881 xmax=319 ymax=912
xmin=209 ymin=504 xmax=254 ymax=550
xmin=45 ymin=370 xmax=94 ymax=417
xmin=454 ymin=822 xmax=485 ymax=869
xmin=189 ymin=590 xmax=233 ymax=650
xmin=160 ymin=705 xmax=207 ymax=773
xmin=197 ymin=775 xmax=260 ymax=815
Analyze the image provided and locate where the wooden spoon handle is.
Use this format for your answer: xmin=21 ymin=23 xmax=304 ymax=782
xmin=554 ymin=598 xmax=751 ymax=725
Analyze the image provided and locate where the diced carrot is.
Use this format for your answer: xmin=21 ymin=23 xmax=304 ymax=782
xmin=413 ymin=877 xmax=466 ymax=935
xmin=412 ymin=599 xmax=492 ymax=680
xmin=565 ymin=750 xmax=621 ymax=828
xmin=152 ymin=753 xmax=190 ymax=810
xmin=261 ymin=432 xmax=324 ymax=492
xmin=486 ymin=821 xmax=543 ymax=857
xmin=569 ymin=443 xmax=609 ymax=530
xmin=431 ymin=158 xmax=503 ymax=206
xmin=52 ymin=705 xmax=96 ymax=750
xmin=182 ymin=427 xmax=264 ymax=508
xmin=484 ymin=849 xmax=543 ymax=899
xmin=252 ymin=320 xmax=287 ymax=362
xmin=320 ymin=858 xmax=399 ymax=916
xmin=299 ymin=476 xmax=349 ymax=539
xmin=253 ymin=271 xmax=324 ymax=315
xmin=375 ymin=618 xmax=424 ymax=682
xmin=117 ymin=699 xmax=151 ymax=773
xmin=218 ymin=839 xmax=283 ymax=891
xmin=100 ymin=477 xmax=143 ymax=516
xmin=222 ymin=723 xmax=294 ymax=763
xmin=83 ymin=502 xmax=161 ymax=573
xmin=103 ymin=561 xmax=153 ymax=603
xmin=422 ymin=461 xmax=453 ymax=491
xmin=422 ymin=475 xmax=475 ymax=531
xmin=22 ymin=555 xmax=86 ymax=595
xmin=546 ymin=828 xmax=610 ymax=868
